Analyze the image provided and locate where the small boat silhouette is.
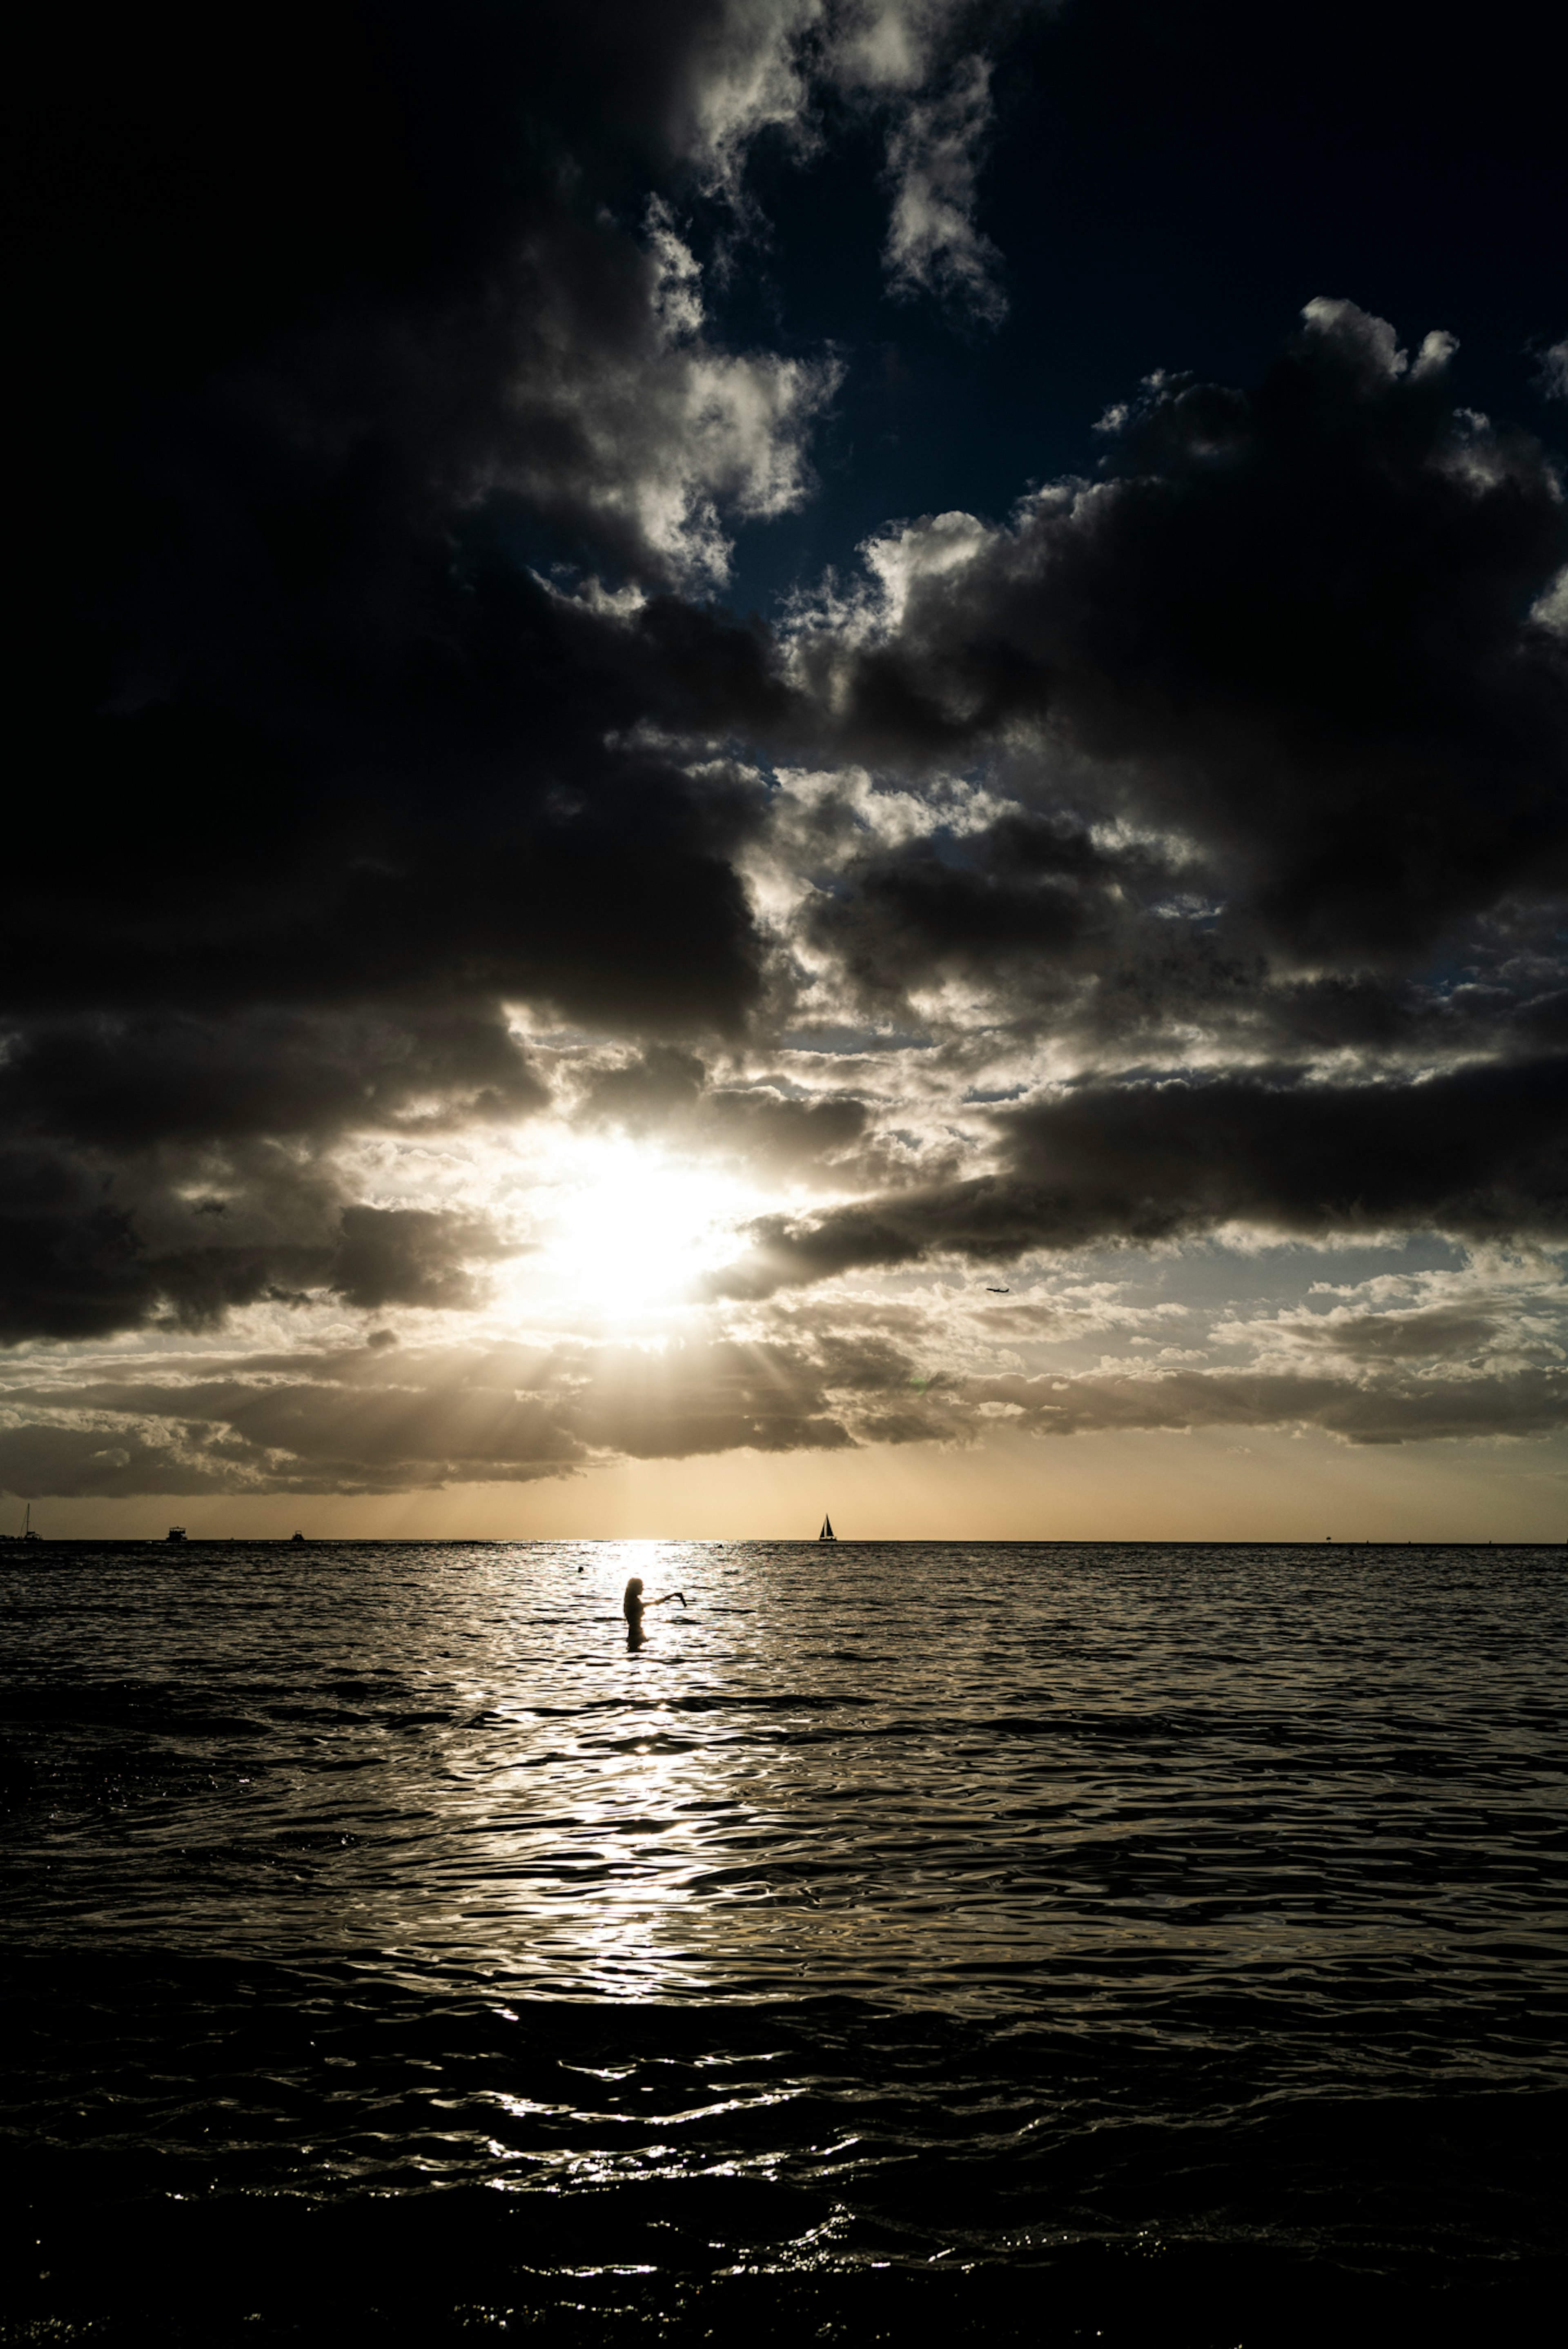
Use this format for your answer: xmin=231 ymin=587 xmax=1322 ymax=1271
xmin=818 ymin=1513 xmax=836 ymax=1541
xmin=166 ymin=1526 xmax=187 ymax=1543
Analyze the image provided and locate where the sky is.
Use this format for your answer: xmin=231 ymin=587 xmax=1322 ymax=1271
xmin=5 ymin=0 xmax=1566 ymax=1539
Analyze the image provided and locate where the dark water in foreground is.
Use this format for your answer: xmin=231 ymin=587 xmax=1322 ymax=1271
xmin=2 ymin=1540 xmax=1564 ymax=2342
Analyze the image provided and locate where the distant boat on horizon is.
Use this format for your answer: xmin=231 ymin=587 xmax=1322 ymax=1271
xmin=818 ymin=1514 xmax=836 ymax=1541
xmin=20 ymin=1504 xmax=40 ymax=1543
xmin=166 ymin=1526 xmax=187 ymax=1543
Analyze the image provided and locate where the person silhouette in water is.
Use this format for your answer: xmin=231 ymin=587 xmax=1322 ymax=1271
xmin=623 ymin=1575 xmax=684 ymax=1648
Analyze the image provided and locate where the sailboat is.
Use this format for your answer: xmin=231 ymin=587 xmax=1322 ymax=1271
xmin=817 ymin=1513 xmax=836 ymax=1541
xmin=20 ymin=1503 xmax=40 ymax=1543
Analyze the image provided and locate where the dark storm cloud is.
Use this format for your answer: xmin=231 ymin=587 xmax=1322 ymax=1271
xmin=0 ymin=1212 xmax=329 ymax=1347
xmin=0 ymin=4 xmax=962 ymax=1355
xmin=577 ymin=1044 xmax=870 ymax=1167
xmin=0 ymin=999 xmax=535 ymax=1340
xmin=799 ymin=806 xmax=1568 ymax=1062
xmin=7 ymin=2 xmax=856 ymax=1350
xmin=712 ymin=1054 xmax=1568 ymax=1293
xmin=15 ymin=0 xmax=829 ymax=1055
xmin=13 ymin=0 xmax=1040 ymax=1080
xmin=1257 ymin=1305 xmax=1509 ymax=1365
xmin=576 ymin=1046 xmax=713 ymax=1126
xmin=16 ymin=582 xmax=787 ymax=1034
xmin=965 ymin=1363 xmax=1568 ymax=1446
xmin=809 ymin=300 xmax=1568 ymax=965
xmin=0 ymin=1009 xmax=547 ymax=1146
xmin=802 ymin=807 xmax=1136 ymax=997
xmin=7 ymin=0 xmax=1566 ymax=1430
xmin=329 ymin=1209 xmax=504 ymax=1313
xmin=699 ymin=1084 xmax=871 ymax=1165
xmin=0 ymin=1152 xmax=508 ymax=1342
xmin=0 ymin=1158 xmax=190 ymax=1347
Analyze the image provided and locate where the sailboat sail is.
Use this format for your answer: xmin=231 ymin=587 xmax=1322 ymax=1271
xmin=818 ymin=1514 xmax=835 ymax=1540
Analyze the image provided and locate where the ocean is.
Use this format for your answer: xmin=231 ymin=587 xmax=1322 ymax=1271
xmin=2 ymin=1539 xmax=1564 ymax=2342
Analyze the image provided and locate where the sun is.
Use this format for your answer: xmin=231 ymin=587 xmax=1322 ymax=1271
xmin=511 ymin=1135 xmax=768 ymax=1316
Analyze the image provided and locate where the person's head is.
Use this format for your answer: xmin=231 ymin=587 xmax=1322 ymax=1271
xmin=626 ymin=1576 xmax=643 ymax=1596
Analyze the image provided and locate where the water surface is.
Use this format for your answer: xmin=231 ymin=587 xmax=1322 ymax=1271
xmin=3 ymin=1540 xmax=1564 ymax=2337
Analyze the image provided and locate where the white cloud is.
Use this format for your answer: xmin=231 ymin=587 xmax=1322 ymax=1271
xmin=1537 ymin=336 xmax=1568 ymax=401
xmin=681 ymin=2 xmax=1029 ymax=325
xmin=882 ymin=53 xmax=1006 ymax=322
xmin=1211 ymin=1255 xmax=1568 ymax=1378
xmin=486 ymin=206 xmax=841 ymax=586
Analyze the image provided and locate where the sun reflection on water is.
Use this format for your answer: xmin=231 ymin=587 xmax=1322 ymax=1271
xmin=14 ymin=1538 xmax=1562 ymax=2023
